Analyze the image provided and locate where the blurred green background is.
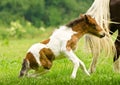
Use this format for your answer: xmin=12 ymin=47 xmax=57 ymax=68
xmin=0 ymin=0 xmax=93 ymax=40
xmin=1 ymin=1 xmax=119 ymax=85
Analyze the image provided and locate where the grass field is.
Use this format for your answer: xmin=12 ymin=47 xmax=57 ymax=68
xmin=0 ymin=29 xmax=120 ymax=85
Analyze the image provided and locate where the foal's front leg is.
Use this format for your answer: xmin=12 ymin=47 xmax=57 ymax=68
xmin=64 ymin=50 xmax=90 ymax=79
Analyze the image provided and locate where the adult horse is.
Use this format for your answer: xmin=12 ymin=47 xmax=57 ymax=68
xmin=85 ymin=0 xmax=120 ymax=73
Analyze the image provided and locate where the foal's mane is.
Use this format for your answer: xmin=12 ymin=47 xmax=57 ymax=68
xmin=66 ymin=17 xmax=84 ymax=28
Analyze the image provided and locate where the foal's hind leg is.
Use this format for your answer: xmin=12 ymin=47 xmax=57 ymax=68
xmin=27 ymin=69 xmax=49 ymax=78
xmin=64 ymin=50 xmax=90 ymax=79
xmin=19 ymin=59 xmax=29 ymax=77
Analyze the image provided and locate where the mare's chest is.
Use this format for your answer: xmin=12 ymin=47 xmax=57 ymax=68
xmin=110 ymin=0 xmax=120 ymax=22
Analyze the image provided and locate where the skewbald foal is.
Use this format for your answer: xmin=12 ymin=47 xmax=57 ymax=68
xmin=19 ymin=15 xmax=105 ymax=79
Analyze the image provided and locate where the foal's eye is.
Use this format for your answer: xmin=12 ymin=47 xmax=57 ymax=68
xmin=92 ymin=24 xmax=96 ymax=29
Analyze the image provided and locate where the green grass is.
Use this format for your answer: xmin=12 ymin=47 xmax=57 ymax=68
xmin=0 ymin=30 xmax=120 ymax=85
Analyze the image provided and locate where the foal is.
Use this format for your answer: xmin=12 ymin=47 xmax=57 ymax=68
xmin=19 ymin=15 xmax=105 ymax=79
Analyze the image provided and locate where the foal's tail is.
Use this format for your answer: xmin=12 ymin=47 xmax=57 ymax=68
xmin=19 ymin=59 xmax=29 ymax=77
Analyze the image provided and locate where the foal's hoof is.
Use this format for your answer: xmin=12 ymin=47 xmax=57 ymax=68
xmin=70 ymin=75 xmax=76 ymax=79
xmin=88 ymin=68 xmax=95 ymax=74
xmin=88 ymin=70 xmax=92 ymax=74
xmin=86 ymin=72 xmax=90 ymax=76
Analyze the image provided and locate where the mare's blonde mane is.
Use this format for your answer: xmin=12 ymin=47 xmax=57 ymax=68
xmin=85 ymin=0 xmax=115 ymax=57
xmin=86 ymin=0 xmax=110 ymax=31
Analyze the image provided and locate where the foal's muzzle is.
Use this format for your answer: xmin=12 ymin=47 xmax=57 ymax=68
xmin=99 ymin=32 xmax=105 ymax=38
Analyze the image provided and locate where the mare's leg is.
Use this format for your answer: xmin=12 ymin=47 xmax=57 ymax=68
xmin=109 ymin=24 xmax=120 ymax=72
xmin=88 ymin=51 xmax=100 ymax=74
xmin=86 ymin=36 xmax=100 ymax=74
xmin=63 ymin=50 xmax=90 ymax=79
xmin=113 ymin=35 xmax=120 ymax=72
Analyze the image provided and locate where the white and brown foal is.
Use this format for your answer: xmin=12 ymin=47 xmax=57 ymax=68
xmin=19 ymin=15 xmax=105 ymax=79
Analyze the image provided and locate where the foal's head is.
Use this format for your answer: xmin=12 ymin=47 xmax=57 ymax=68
xmin=67 ymin=15 xmax=105 ymax=38
xmin=82 ymin=15 xmax=105 ymax=38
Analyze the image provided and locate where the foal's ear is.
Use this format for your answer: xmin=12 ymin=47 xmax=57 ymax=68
xmin=80 ymin=14 xmax=84 ymax=17
xmin=84 ymin=15 xmax=89 ymax=23
xmin=80 ymin=14 xmax=90 ymax=23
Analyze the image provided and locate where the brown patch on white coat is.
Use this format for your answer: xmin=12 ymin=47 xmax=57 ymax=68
xmin=39 ymin=48 xmax=55 ymax=69
xmin=41 ymin=39 xmax=50 ymax=44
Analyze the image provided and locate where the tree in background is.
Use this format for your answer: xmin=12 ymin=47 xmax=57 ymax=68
xmin=0 ymin=0 xmax=93 ymax=27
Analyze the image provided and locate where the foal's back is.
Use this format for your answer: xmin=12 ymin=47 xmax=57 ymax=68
xmin=46 ymin=26 xmax=76 ymax=56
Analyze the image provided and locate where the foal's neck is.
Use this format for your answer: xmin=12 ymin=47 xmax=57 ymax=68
xmin=71 ymin=22 xmax=87 ymax=39
xmin=66 ymin=18 xmax=87 ymax=39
